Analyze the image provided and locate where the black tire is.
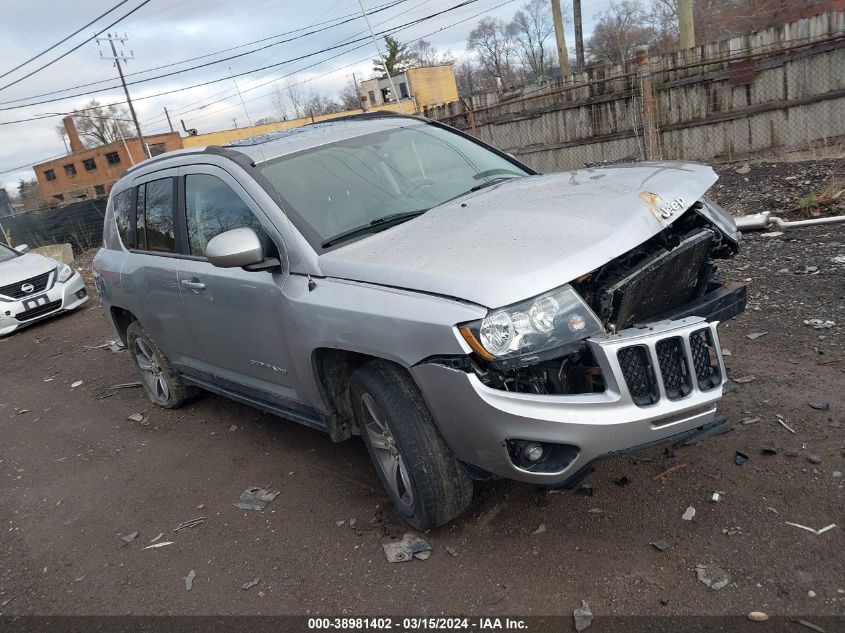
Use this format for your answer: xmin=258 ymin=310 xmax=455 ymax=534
xmin=350 ymin=360 xmax=473 ymax=530
xmin=126 ymin=321 xmax=198 ymax=409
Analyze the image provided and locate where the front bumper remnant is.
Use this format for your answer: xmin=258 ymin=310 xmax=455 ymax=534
xmin=412 ymin=316 xmax=727 ymax=485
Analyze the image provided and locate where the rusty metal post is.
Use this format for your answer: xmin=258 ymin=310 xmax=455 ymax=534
xmin=634 ymin=45 xmax=659 ymax=161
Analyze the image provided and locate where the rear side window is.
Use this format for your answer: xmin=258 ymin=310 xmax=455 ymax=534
xmin=113 ymin=189 xmax=133 ymax=248
xmin=185 ymin=174 xmax=262 ymax=257
xmin=139 ymin=178 xmax=175 ymax=253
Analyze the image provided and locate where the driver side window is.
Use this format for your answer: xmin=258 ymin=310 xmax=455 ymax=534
xmin=185 ymin=174 xmax=264 ymax=257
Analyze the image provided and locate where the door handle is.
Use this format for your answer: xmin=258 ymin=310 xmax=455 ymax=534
xmin=180 ymin=279 xmax=206 ymax=291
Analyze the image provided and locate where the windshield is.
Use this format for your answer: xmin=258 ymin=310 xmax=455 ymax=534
xmin=259 ymin=123 xmax=529 ymax=249
xmin=0 ymin=242 xmax=18 ymax=262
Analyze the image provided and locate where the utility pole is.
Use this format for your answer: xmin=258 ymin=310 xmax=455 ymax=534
xmin=352 ymin=72 xmax=367 ymax=111
xmin=359 ymin=0 xmax=400 ymax=106
xmin=678 ymin=0 xmax=696 ymax=50
xmin=573 ymin=0 xmax=585 ymax=72
xmin=163 ymin=107 xmax=174 ymax=132
xmin=551 ymin=0 xmax=570 ymax=78
xmin=97 ymin=33 xmax=149 ymax=158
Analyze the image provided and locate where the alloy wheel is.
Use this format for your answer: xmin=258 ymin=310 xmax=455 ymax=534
xmin=361 ymin=392 xmax=414 ymax=510
xmin=133 ymin=338 xmax=170 ymax=403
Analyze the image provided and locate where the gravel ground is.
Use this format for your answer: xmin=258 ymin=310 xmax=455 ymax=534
xmin=0 ymin=159 xmax=842 ymax=622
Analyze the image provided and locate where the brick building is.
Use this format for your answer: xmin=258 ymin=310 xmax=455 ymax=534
xmin=33 ymin=117 xmax=182 ymax=205
xmin=360 ymin=65 xmax=459 ymax=109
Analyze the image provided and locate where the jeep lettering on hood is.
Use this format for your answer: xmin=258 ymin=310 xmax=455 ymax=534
xmin=318 ymin=162 xmax=722 ymax=308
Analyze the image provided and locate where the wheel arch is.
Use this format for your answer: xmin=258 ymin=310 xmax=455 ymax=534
xmin=109 ymin=306 xmax=138 ymax=344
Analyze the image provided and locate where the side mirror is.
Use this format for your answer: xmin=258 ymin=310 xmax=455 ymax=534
xmin=15 ymin=244 xmax=30 ymax=254
xmin=206 ymin=228 xmax=264 ymax=268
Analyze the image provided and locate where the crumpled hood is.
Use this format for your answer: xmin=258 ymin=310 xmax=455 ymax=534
xmin=318 ymin=162 xmax=718 ymax=308
xmin=0 ymin=252 xmax=57 ymax=289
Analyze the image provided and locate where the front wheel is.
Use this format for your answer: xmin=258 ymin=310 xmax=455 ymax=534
xmin=350 ymin=360 xmax=473 ymax=530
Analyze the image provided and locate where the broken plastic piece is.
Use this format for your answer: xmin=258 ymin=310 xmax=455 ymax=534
xmin=382 ymin=533 xmax=432 ymax=563
xmin=234 ymin=487 xmax=279 ymax=511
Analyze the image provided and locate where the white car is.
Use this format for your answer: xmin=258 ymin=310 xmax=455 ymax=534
xmin=0 ymin=242 xmax=88 ymax=336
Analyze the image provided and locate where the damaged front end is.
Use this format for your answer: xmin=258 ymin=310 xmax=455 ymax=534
xmin=458 ymin=198 xmax=746 ymax=397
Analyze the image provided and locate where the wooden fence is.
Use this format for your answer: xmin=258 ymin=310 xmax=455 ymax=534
xmin=423 ymin=10 xmax=845 ymax=172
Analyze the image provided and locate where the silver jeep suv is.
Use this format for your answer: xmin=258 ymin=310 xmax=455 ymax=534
xmin=93 ymin=113 xmax=745 ymax=529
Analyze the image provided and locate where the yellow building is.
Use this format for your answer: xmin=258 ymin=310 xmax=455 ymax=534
xmin=360 ymin=65 xmax=458 ymax=109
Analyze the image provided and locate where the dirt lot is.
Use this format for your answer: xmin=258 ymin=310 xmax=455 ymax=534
xmin=0 ymin=159 xmax=843 ymax=622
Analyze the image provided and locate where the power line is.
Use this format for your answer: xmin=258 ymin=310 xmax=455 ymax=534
xmin=0 ymin=0 xmax=134 ymax=81
xmin=0 ymin=0 xmax=482 ymax=113
xmin=0 ymin=0 xmax=154 ymax=93
xmin=0 ymin=0 xmax=407 ymax=107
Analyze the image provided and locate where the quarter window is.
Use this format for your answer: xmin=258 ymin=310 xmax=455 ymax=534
xmin=113 ymin=189 xmax=133 ymax=247
xmin=185 ymin=174 xmax=262 ymax=257
xmin=139 ymin=179 xmax=175 ymax=253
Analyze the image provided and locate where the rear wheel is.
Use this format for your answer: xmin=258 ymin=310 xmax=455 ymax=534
xmin=126 ymin=321 xmax=197 ymax=409
xmin=350 ymin=360 xmax=473 ymax=530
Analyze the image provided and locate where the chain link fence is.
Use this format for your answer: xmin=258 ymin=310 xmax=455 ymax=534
xmin=424 ymin=10 xmax=845 ymax=172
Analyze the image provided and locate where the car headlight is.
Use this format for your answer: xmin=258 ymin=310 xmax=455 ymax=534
xmin=459 ymin=285 xmax=604 ymax=364
xmin=699 ymin=195 xmax=738 ymax=241
xmin=56 ymin=262 xmax=75 ymax=283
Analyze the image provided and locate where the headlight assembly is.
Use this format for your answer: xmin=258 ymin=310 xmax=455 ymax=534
xmin=56 ymin=263 xmax=75 ymax=283
xmin=459 ymin=285 xmax=604 ymax=365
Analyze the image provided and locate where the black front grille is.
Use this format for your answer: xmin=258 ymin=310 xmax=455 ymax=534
xmin=15 ymin=299 xmax=62 ymax=322
xmin=656 ymin=337 xmax=692 ymax=400
xmin=617 ymin=346 xmax=658 ymax=406
xmin=604 ymin=230 xmax=714 ymax=330
xmin=0 ymin=270 xmax=53 ymax=299
xmin=690 ymin=328 xmax=721 ymax=390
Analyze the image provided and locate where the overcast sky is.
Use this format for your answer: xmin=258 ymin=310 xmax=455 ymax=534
xmin=0 ymin=0 xmax=619 ymax=195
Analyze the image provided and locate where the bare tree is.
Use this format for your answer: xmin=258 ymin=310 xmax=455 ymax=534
xmin=304 ymin=92 xmax=344 ymax=117
xmin=509 ymin=0 xmax=559 ymax=81
xmin=468 ymin=17 xmax=517 ymax=86
xmin=586 ymin=1 xmax=654 ymax=65
xmin=63 ymin=100 xmax=133 ymax=147
xmin=270 ymin=84 xmax=290 ymax=121
xmin=409 ymin=39 xmax=455 ymax=67
xmin=338 ymin=79 xmax=362 ymax=111
xmin=286 ymin=76 xmax=307 ymax=119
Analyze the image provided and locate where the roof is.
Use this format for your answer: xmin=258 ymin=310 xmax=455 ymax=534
xmin=225 ymin=112 xmax=426 ymax=164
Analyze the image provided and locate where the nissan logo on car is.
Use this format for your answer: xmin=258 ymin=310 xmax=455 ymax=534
xmin=20 ymin=283 xmax=34 ymax=294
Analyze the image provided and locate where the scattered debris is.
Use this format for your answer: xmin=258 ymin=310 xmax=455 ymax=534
xmin=833 ymin=471 xmax=842 ymax=478
xmin=335 ymin=520 xmax=346 ymax=527
xmin=760 ymin=447 xmax=778 ymax=456
xmin=721 ymin=347 xmax=732 ymax=356
xmin=741 ymin=416 xmax=761 ymax=425
xmin=444 ymin=546 xmax=459 ymax=557
xmin=241 ymin=578 xmax=260 ymax=590
xmin=174 ymin=517 xmax=206 ymax=532
xmin=659 ymin=597 xmax=669 ymax=606
xmin=574 ymin=484 xmax=593 ymax=496
xmin=71 ymin=381 xmax=83 ymax=389
xmin=803 ymin=319 xmax=835 ymax=329
xmin=652 ymin=463 xmax=688 ymax=481
xmin=233 ymin=487 xmax=279 ymax=511
xmin=710 ymin=492 xmax=723 ymax=502
xmin=16 ymin=409 xmax=31 ymax=415
xmin=127 ymin=413 xmax=148 ymax=424
xmin=735 ymin=162 xmax=751 ymax=174
xmin=382 ymin=533 xmax=432 ymax=563
xmin=733 ymin=375 xmax=756 ymax=384
xmin=532 ymin=523 xmax=546 ymax=535
xmin=735 ymin=451 xmax=749 ymax=465
xmin=808 ymin=590 xmax=816 ymax=598
xmin=150 ymin=533 xmax=164 ymax=543
xmin=817 ymin=357 xmax=843 ymax=366
xmin=694 ymin=564 xmax=730 ymax=590
xmin=808 ymin=401 xmax=829 ymax=411
xmin=613 ymin=475 xmax=631 ymax=487
xmin=1 ymin=594 xmax=18 ymax=607
xmin=120 ymin=531 xmax=138 ymax=544
xmin=807 ymin=454 xmax=822 ymax=464
xmin=746 ymin=332 xmax=768 ymax=340
xmin=109 ymin=381 xmax=143 ymax=390
xmin=86 ymin=340 xmax=125 ymax=353
xmin=784 ymin=522 xmax=835 ymax=536
xmin=573 ymin=600 xmax=593 ymax=632
xmin=228 ymin=424 xmax=238 ymax=432
xmin=791 ymin=618 xmax=826 ymax=633
xmin=747 ymin=612 xmax=769 ymax=622
xmin=651 ymin=540 xmax=671 ymax=551
xmin=142 ymin=541 xmax=174 ymax=550
xmin=776 ymin=418 xmax=797 ymax=434
xmin=184 ymin=570 xmax=195 ymax=591
xmin=682 ymin=507 xmax=696 ymax=521
xmin=766 ymin=507 xmax=779 ymax=514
